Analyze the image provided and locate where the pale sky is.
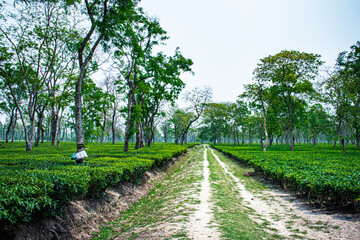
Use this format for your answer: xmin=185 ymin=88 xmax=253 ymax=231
xmin=139 ymin=0 xmax=360 ymax=103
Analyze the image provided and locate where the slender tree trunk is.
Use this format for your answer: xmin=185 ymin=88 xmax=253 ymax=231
xmin=248 ymin=128 xmax=252 ymax=145
xmin=241 ymin=126 xmax=245 ymax=145
xmin=50 ymin=103 xmax=58 ymax=146
xmin=135 ymin=122 xmax=140 ymax=150
xmin=297 ymin=129 xmax=301 ymax=145
xmin=269 ymin=136 xmax=273 ymax=146
xmin=334 ymin=118 xmax=342 ymax=149
xmin=57 ymin=110 xmax=64 ymax=150
xmin=11 ymin=111 xmax=17 ymax=143
xmin=26 ymin=116 xmax=36 ymax=152
xmin=263 ymin=115 xmax=268 ymax=152
xmin=41 ymin=128 xmax=45 ymax=143
xmin=75 ymin=67 xmax=86 ymax=160
xmin=112 ymin=112 xmax=116 ymax=145
xmin=100 ymin=111 xmax=107 ymax=145
xmin=289 ymin=118 xmax=294 ymax=150
xmin=5 ymin=108 xmax=15 ymax=143
xmin=355 ymin=123 xmax=359 ymax=148
xmin=124 ymin=90 xmax=134 ymax=151
xmin=19 ymin=131 xmax=23 ymax=142
xmin=35 ymin=106 xmax=46 ymax=147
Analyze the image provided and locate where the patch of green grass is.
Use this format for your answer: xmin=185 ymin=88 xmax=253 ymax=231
xmin=209 ymin=147 xmax=268 ymax=194
xmin=206 ymin=147 xmax=278 ymax=239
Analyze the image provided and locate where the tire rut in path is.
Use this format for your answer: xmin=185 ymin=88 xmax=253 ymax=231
xmin=186 ymin=145 xmax=221 ymax=240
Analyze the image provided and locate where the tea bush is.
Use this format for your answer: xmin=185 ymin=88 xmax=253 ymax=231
xmin=212 ymin=144 xmax=360 ymax=208
xmin=0 ymin=142 xmax=195 ymax=227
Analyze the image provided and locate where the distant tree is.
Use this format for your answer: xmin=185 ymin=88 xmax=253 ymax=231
xmin=113 ymin=12 xmax=168 ymax=151
xmin=201 ymin=103 xmax=229 ymax=144
xmin=337 ymin=41 xmax=360 ymax=148
xmin=233 ymin=99 xmax=250 ymax=145
xmin=180 ymin=87 xmax=212 ymax=144
xmin=306 ymin=104 xmax=332 ymax=145
xmin=251 ymin=50 xmax=322 ymax=150
xmin=170 ymin=108 xmax=192 ymax=144
xmin=320 ymin=69 xmax=350 ymax=153
xmin=242 ymin=75 xmax=271 ymax=151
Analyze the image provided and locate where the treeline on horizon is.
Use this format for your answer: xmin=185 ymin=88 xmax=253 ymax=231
xmin=199 ymin=45 xmax=360 ymax=154
xmin=0 ymin=1 xmax=359 ymax=154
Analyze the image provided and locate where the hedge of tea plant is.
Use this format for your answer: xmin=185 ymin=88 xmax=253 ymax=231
xmin=212 ymin=144 xmax=360 ymax=208
xmin=0 ymin=142 xmax=196 ymax=227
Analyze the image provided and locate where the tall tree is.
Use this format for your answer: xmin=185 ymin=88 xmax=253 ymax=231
xmin=179 ymin=86 xmax=212 ymax=144
xmin=320 ymin=69 xmax=350 ymax=153
xmin=337 ymin=41 xmax=360 ymax=148
xmin=242 ymin=76 xmax=271 ymax=151
xmin=114 ymin=13 xmax=167 ymax=151
xmin=251 ymin=50 xmax=322 ymax=150
xmin=72 ymin=0 xmax=136 ymax=159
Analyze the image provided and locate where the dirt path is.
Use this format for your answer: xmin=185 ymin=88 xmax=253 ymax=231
xmin=187 ymin=145 xmax=220 ymax=239
xmin=208 ymin=146 xmax=360 ymax=240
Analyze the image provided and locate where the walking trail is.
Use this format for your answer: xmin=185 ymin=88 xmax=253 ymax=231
xmin=208 ymin=146 xmax=360 ymax=240
xmin=186 ymin=145 xmax=221 ymax=239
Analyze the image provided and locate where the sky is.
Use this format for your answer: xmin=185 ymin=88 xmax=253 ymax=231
xmin=139 ymin=0 xmax=360 ymax=103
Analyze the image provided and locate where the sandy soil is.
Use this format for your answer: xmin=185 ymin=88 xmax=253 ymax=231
xmin=209 ymin=147 xmax=360 ymax=240
xmin=186 ymin=145 xmax=221 ymax=240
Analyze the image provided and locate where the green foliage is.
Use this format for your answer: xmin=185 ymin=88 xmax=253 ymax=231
xmin=0 ymin=142 xmax=195 ymax=227
xmin=213 ymin=144 xmax=360 ymax=207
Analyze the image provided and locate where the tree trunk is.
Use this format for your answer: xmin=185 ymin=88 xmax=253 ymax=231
xmin=26 ymin=116 xmax=36 ymax=152
xmin=289 ymin=118 xmax=294 ymax=150
xmin=75 ymin=67 xmax=86 ymax=159
xmin=263 ymin=115 xmax=268 ymax=152
xmin=50 ymin=103 xmax=58 ymax=146
xmin=5 ymin=109 xmax=15 ymax=143
xmin=41 ymin=127 xmax=45 ymax=143
xmin=313 ymin=135 xmax=317 ymax=146
xmin=5 ymin=108 xmax=16 ymax=143
xmin=111 ymin=108 xmax=116 ymax=144
xmin=35 ymin=106 xmax=46 ymax=147
xmin=100 ymin=110 xmax=107 ymax=145
xmin=11 ymin=112 xmax=17 ymax=143
xmin=135 ymin=122 xmax=140 ymax=150
xmin=124 ymin=98 xmax=133 ymax=151
xmin=248 ymin=128 xmax=252 ymax=145
xmin=269 ymin=137 xmax=273 ymax=146
xmin=297 ymin=129 xmax=301 ymax=145
xmin=19 ymin=131 xmax=23 ymax=142
xmin=241 ymin=127 xmax=245 ymax=145
xmin=57 ymin=110 xmax=64 ymax=150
